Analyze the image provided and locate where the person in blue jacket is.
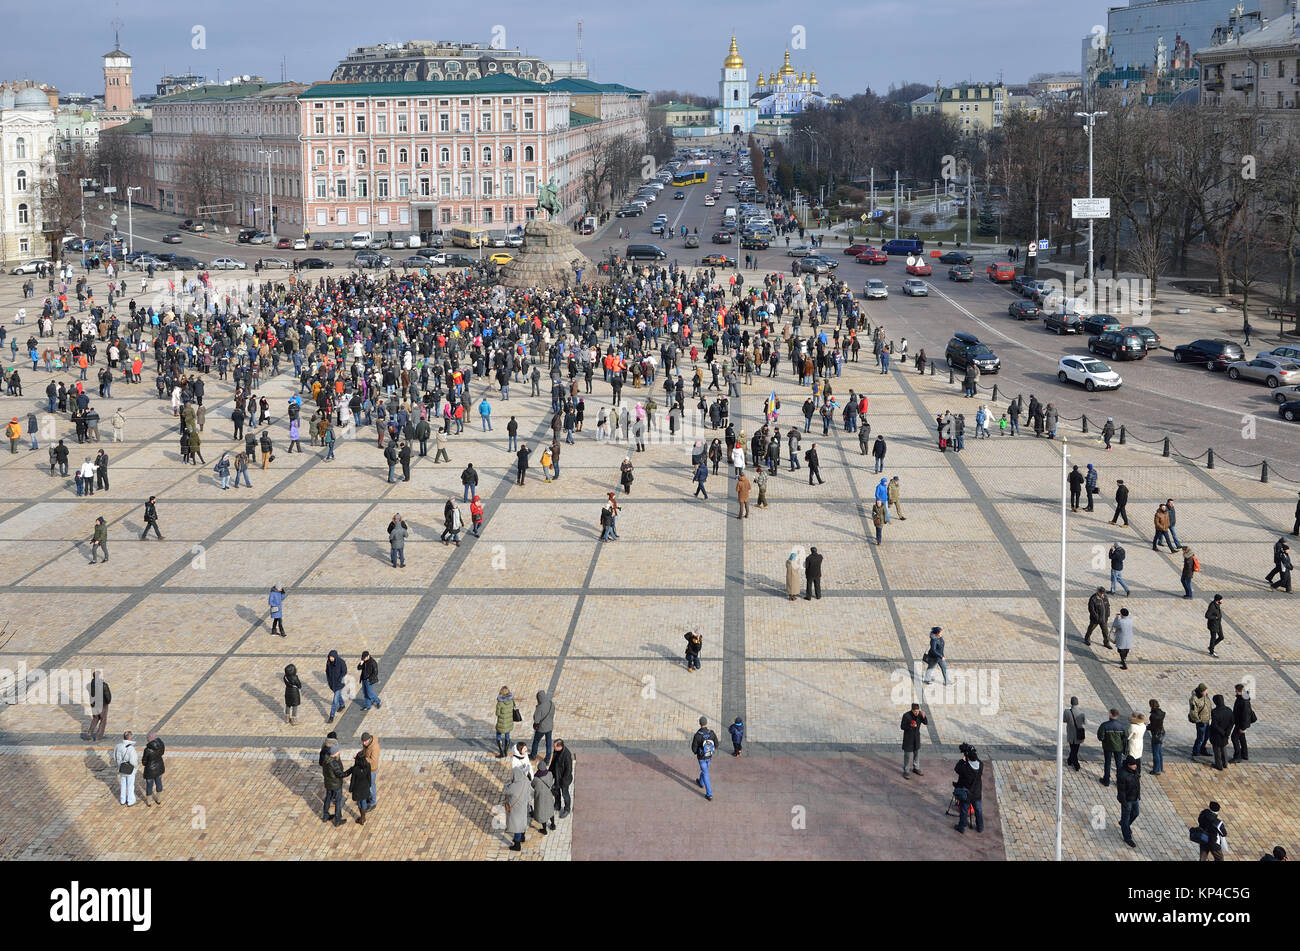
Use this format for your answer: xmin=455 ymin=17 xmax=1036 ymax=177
xmin=325 ymin=649 xmax=348 ymax=724
xmin=729 ymin=716 xmax=745 ymax=757
xmin=875 ymin=477 xmax=890 ymax=523
xmin=268 ymin=585 xmax=285 ymax=636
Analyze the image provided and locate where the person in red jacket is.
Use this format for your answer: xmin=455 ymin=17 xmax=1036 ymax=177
xmin=470 ymin=495 xmax=484 ymax=537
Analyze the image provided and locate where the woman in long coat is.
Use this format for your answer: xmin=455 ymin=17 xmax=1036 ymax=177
xmin=785 ymin=552 xmax=800 ymax=601
xmin=532 ymin=766 xmax=556 ymax=835
xmin=502 ymin=765 xmax=531 ymax=851
xmin=343 ymin=749 xmax=372 ymax=824
xmin=283 ymin=663 xmax=302 ymax=725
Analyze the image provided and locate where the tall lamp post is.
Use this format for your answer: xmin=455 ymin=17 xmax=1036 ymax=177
xmin=126 ymin=186 xmax=141 ymax=255
xmin=258 ymin=148 xmax=281 ymax=238
xmin=1074 ymin=110 xmax=1107 ymax=284
xmin=1054 ymin=437 xmax=1069 ymax=861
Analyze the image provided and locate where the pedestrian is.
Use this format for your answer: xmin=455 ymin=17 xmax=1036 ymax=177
xmin=321 ymin=742 xmax=345 ymax=826
xmin=234 ymin=449 xmax=252 ymax=488
xmin=729 ymin=716 xmax=745 ymax=757
xmin=1230 ymin=683 xmax=1255 ymax=763
xmin=515 ymin=443 xmax=530 ymax=485
xmin=268 ymin=585 xmax=286 ymax=636
xmin=88 ymin=515 xmax=109 ymax=564
xmin=531 ymin=689 xmax=555 ymax=761
xmin=1195 ymin=802 xmax=1227 ymax=861
xmin=387 ymin=513 xmax=408 ymax=568
xmin=1101 ymin=417 xmax=1115 ymax=450
xmin=1152 ymin=504 xmax=1175 ymax=552
xmin=691 ymin=715 xmax=719 ymax=801
xmin=1116 ymin=755 xmax=1141 ymax=848
xmin=283 ymin=663 xmax=302 ymax=725
xmin=922 ymin=626 xmax=952 ymax=686
xmin=325 ymin=649 xmax=346 ymax=723
xmin=735 ymin=469 xmax=751 ymax=518
xmin=871 ymin=498 xmax=887 ymax=545
xmin=683 ymin=630 xmax=703 ymax=671
xmin=1084 ymin=463 xmax=1098 ymax=511
xmin=900 ymin=702 xmax=927 ymax=777
xmin=754 ymin=465 xmax=769 ymax=509
xmin=872 ymin=435 xmax=886 ymax=473
xmin=140 ymin=732 xmax=165 ymax=807
xmin=360 ymin=731 xmax=379 ymax=813
xmin=111 ymin=731 xmax=139 ymax=807
xmin=1111 ymin=607 xmax=1134 ymax=669
xmin=214 ymin=451 xmax=231 ymax=489
xmin=84 ymin=670 xmax=110 ymax=740
xmin=470 ymin=495 xmax=484 ymax=537
xmin=1083 ymin=587 xmax=1111 ymax=647
xmin=433 ymin=428 xmax=449 ymax=463
xmin=532 ymin=763 xmax=556 ymax=835
xmin=1269 ymin=540 xmax=1293 ymax=592
xmin=1209 ymin=694 xmax=1233 ymax=771
xmin=693 ymin=458 xmax=709 ymax=499
xmin=357 ymin=650 xmax=382 ymax=711
xmin=784 ymin=551 xmax=800 ymax=601
xmin=1180 ymin=546 xmax=1197 ymax=599
xmin=139 ymin=495 xmax=163 ymax=539
xmin=1126 ymin=712 xmax=1146 ymax=763
xmin=550 ymin=738 xmax=574 ymax=818
xmin=1068 ymin=465 xmax=1083 ymax=511
xmin=1063 ymin=697 xmax=1085 ymax=771
xmin=805 ymin=442 xmax=824 ymax=485
xmin=1189 ymin=683 xmax=1212 ymax=758
xmin=1205 ymin=594 xmax=1224 ymax=656
xmin=804 ymin=546 xmax=823 ymax=600
xmin=952 ymin=743 xmax=984 ymax=834
xmin=887 ymin=475 xmax=906 ymax=521
xmin=1110 ymin=479 xmax=1130 ymax=526
xmin=501 ymin=762 xmax=531 ymax=851
xmin=1097 ymin=708 xmax=1125 ymax=786
xmin=342 ymin=745 xmax=372 ymax=825
xmin=620 ymin=456 xmax=634 ymax=495
xmin=1147 ymin=699 xmax=1165 ymax=774
xmin=1293 ymin=491 xmax=1300 ymax=537
xmin=1108 ymin=541 xmax=1130 ymax=596
xmin=494 ymin=686 xmax=518 ymax=758
xmin=1164 ymin=498 xmax=1183 ymax=548
xmin=460 ymin=463 xmax=478 ymax=501
xmin=441 ymin=499 xmax=464 ymax=546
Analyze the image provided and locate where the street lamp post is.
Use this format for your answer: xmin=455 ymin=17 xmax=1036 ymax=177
xmin=126 ymin=186 xmax=141 ymax=255
xmin=1074 ymin=110 xmax=1107 ymax=284
xmin=258 ymin=148 xmax=281 ymax=238
xmin=1054 ymin=437 xmax=1069 ymax=861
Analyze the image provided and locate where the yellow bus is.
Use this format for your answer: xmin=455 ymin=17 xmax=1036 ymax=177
xmin=448 ymin=226 xmax=488 ymax=248
xmin=671 ymin=170 xmax=707 ymax=187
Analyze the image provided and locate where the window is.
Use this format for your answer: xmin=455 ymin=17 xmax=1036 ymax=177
xmin=398 ymin=147 xmax=408 ymax=163
xmin=376 ymin=147 xmax=387 ymax=164
xmin=503 ymin=145 xmax=513 ymax=162
xmin=355 ymin=115 xmax=366 ymax=133
xmin=335 ymin=116 xmax=345 ymax=133
xmin=503 ymin=174 xmax=514 ymax=196
xmin=524 ymin=174 xmax=535 ymax=195
xmin=461 ymin=147 xmax=471 ymax=163
xmin=314 ymin=149 xmax=325 ymax=166
xmin=459 ymin=112 xmax=471 ymax=132
xmin=503 ymin=112 xmax=514 ymax=131
xmin=397 ymin=176 xmax=409 ymax=197
xmin=481 ymin=112 xmax=491 ymax=131
xmin=1263 ymin=63 xmax=1270 ymax=78
xmin=524 ymin=145 xmax=534 ymax=162
xmin=357 ymin=148 xmax=367 ymax=166
xmin=504 ymin=205 xmax=514 ymax=223
xmin=441 ymin=208 xmax=452 ymax=224
xmin=482 ymin=176 xmax=493 ymax=197
xmin=440 ymin=176 xmax=451 ymax=197
xmin=15 ymin=170 xmax=27 ymax=191
xmin=482 ymin=146 xmax=492 ymax=163
xmin=377 ymin=177 xmax=389 ymax=198
xmin=482 ymin=207 xmax=493 ymax=223
xmin=336 ymin=149 xmax=346 ymax=165
xmin=419 ymin=177 xmax=431 ymax=197
xmin=376 ymin=114 xmax=387 ymax=133
xmin=440 ymin=147 xmax=451 ymax=163
xmin=439 ymin=113 xmax=449 ymax=132
xmin=397 ymin=114 xmax=408 ymax=133
xmin=315 ymin=178 xmax=327 ymax=199
xmin=462 ymin=208 xmax=473 ymax=224
xmin=418 ymin=114 xmax=429 ymax=133
xmin=1279 ymin=61 xmax=1286 ymax=79
xmin=17 ymin=202 xmax=29 ymax=224
xmin=19 ymin=238 xmax=29 ymax=253
xmin=337 ymin=208 xmax=348 ymax=225
xmin=357 ymin=178 xmax=368 ymax=198
xmin=418 ymin=147 xmax=430 ymax=165
xmin=335 ymin=178 xmax=347 ymax=198
xmin=461 ymin=174 xmax=472 ymax=196
xmin=15 ymin=137 xmax=26 ymax=159
xmin=523 ymin=111 xmax=534 ymax=130
xmin=315 ymin=116 xmax=326 ymax=134
xmin=733 ymin=90 xmax=738 ymax=101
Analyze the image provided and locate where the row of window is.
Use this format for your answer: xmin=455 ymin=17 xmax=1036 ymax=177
xmin=313 ymin=173 xmax=535 ymax=200
xmin=312 ymin=143 xmax=536 ymax=167
xmin=312 ymin=109 xmax=535 ymax=134
xmin=313 ymin=205 xmax=533 ymax=228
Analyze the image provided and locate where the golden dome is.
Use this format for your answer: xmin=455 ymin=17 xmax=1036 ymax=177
xmin=809 ymin=70 xmax=817 ymax=85
xmin=779 ymin=50 xmax=795 ymax=76
xmin=723 ymin=35 xmax=744 ymax=69
xmin=756 ymin=73 xmax=765 ymax=87
xmin=797 ymin=71 xmax=807 ymax=84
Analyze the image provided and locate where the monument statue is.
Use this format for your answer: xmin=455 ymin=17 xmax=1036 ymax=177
xmin=536 ymin=178 xmax=562 ymax=219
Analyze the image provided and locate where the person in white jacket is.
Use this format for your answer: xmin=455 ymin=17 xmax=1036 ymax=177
xmin=1126 ymin=713 xmax=1147 ymax=760
xmin=112 ymin=732 xmax=140 ymax=806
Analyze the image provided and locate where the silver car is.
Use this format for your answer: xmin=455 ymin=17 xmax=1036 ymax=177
xmin=261 ymin=257 xmax=291 ymax=269
xmin=211 ymin=256 xmax=246 ymax=270
xmin=1256 ymin=345 xmax=1300 ymax=363
xmin=901 ymin=278 xmax=928 ymax=297
xmin=863 ymin=279 xmax=888 ymax=300
xmin=1225 ymin=357 xmax=1300 ymax=388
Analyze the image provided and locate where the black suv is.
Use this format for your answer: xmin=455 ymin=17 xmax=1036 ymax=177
xmin=1080 ymin=313 xmax=1122 ymax=337
xmin=1173 ymin=338 xmax=1244 ymax=371
xmin=945 ymin=332 xmax=1001 ymax=374
xmin=1042 ymin=311 xmax=1084 ymax=334
xmin=1088 ymin=329 xmax=1146 ymax=361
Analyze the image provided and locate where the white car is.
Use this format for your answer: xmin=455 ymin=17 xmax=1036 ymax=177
xmin=1057 ymin=355 xmax=1122 ymax=392
xmin=9 ymin=260 xmax=49 ymax=274
xmin=211 ymin=256 xmax=246 ymax=270
xmin=863 ymin=279 xmax=888 ymax=300
xmin=704 ymin=197 xmax=716 ymax=206
xmin=901 ymin=278 xmax=928 ymax=297
xmin=418 ymin=252 xmax=447 ymax=266
xmin=261 ymin=257 xmax=291 ymax=269
xmin=293 ymin=238 xmax=307 ymax=251
xmin=132 ymin=255 xmax=164 ymax=270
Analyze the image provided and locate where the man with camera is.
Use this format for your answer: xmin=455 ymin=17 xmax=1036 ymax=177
xmin=952 ymin=743 xmax=984 ymax=834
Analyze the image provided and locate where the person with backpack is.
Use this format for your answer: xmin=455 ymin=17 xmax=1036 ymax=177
xmin=141 ymin=732 xmax=166 ymax=807
xmin=729 ymin=716 xmax=745 ymax=758
xmin=214 ymin=451 xmax=231 ymax=490
xmin=952 ymin=743 xmax=983 ymax=834
xmin=1195 ymin=801 xmax=1227 ymax=861
xmin=112 ymin=731 xmax=139 ymax=806
xmin=691 ymin=715 xmax=719 ymax=801
xmin=1180 ymin=546 xmax=1197 ymax=598
xmin=357 ymin=651 xmax=382 ymax=711
xmin=683 ymin=630 xmax=703 ymax=671
xmin=1097 ymin=709 xmax=1126 ymax=786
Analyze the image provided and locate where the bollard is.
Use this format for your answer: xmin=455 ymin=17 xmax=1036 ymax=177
xmin=1081 ymin=415 xmax=1089 ymax=434
xmin=991 ymin=384 xmax=999 ymax=402
xmin=1261 ymin=460 xmax=1269 ymax=483
xmin=949 ymin=367 xmax=955 ymax=384
xmin=1119 ymin=425 xmax=1126 ymax=445
xmin=1207 ymin=448 xmax=1215 ymax=470
xmin=930 ymin=362 xmax=935 ymax=375
xmin=1162 ymin=437 xmax=1170 ymax=457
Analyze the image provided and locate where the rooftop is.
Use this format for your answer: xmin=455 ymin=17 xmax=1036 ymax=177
xmin=301 ymin=73 xmax=549 ymax=98
xmin=155 ymin=82 xmax=300 ymax=103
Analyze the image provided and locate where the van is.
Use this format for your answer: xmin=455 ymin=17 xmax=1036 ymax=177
xmin=404 ymin=235 xmax=422 ymax=249
xmin=724 ymin=207 xmax=737 ymax=221
xmin=881 ymin=238 xmax=924 ymax=255
xmin=350 ymin=231 xmax=373 ymax=250
xmin=580 ymin=215 xmax=597 ymax=235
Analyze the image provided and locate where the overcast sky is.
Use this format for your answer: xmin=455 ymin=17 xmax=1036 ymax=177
xmin=9 ymin=0 xmax=1115 ymax=98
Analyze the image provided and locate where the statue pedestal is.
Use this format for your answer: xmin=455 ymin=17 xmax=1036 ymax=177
xmin=497 ymin=219 xmax=592 ymax=290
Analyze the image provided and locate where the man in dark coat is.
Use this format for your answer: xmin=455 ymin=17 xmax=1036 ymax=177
xmin=1205 ymin=594 xmax=1224 ymax=657
xmin=805 ymin=443 xmax=824 ymax=485
xmin=321 ymin=743 xmax=345 ymax=826
xmin=1230 ymin=683 xmax=1254 ymax=763
xmin=1208 ymin=694 xmax=1234 ymax=771
xmin=953 ymin=745 xmax=984 ymax=833
xmin=1067 ymin=465 xmax=1083 ymax=511
xmin=803 ymin=546 xmax=823 ymax=600
xmin=325 ymin=650 xmax=347 ymax=724
xmin=516 ymin=444 xmax=530 ymax=485
xmin=1083 ymin=587 xmax=1111 ymax=647
xmin=900 ymin=702 xmax=927 ymax=777
xmin=1110 ymin=479 xmax=1130 ymax=526
xmin=1116 ymin=755 xmax=1141 ymax=847
xmin=550 ymin=738 xmax=574 ymax=818
xmin=342 ymin=747 xmax=372 ymax=825
xmin=141 ymin=732 xmax=166 ymax=806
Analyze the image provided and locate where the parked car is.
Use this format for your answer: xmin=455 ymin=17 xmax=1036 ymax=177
xmin=293 ymin=238 xmax=307 ymax=251
xmin=1008 ymin=300 xmax=1040 ymax=319
xmin=211 ymin=257 xmax=246 ymax=270
xmin=442 ymin=253 xmax=477 ymax=267
xmin=855 ymin=247 xmax=888 ymax=265
xmin=350 ymin=251 xmax=390 ymax=269
xmin=986 ymin=261 xmax=1015 ymax=282
xmin=9 ymin=260 xmax=49 ymax=274
xmin=400 ymin=255 xmax=434 ymax=267
xmin=1279 ymin=400 xmax=1300 ymax=422
xmin=1256 ymin=344 xmax=1300 ymax=363
xmin=311 ymin=239 xmax=329 ymax=250
xmin=906 ymin=260 xmax=932 ymax=276
xmin=330 ymin=238 xmax=347 ymax=251
xmin=237 ymin=228 xmax=258 ymax=243
xmin=1058 ymin=355 xmax=1122 ymax=391
xmin=786 ymin=245 xmax=813 ymax=257
xmin=1225 ymin=357 xmax=1300 ymax=388
xmin=162 ymin=233 xmax=183 ymax=244
xmin=1080 ymin=313 xmax=1123 ymax=337
xmin=1271 ymin=384 xmax=1300 ymax=404
xmin=1172 ymin=338 xmax=1244 ymax=370
xmin=247 ymin=232 xmax=271 ymax=244
xmin=1010 ymin=274 xmax=1040 ymax=296
xmin=615 ymin=206 xmax=643 ymax=217
xmin=275 ymin=237 xmax=292 ymax=250
xmin=261 ymin=257 xmax=291 ymax=269
xmin=1043 ymin=311 xmax=1084 ymax=334
xmin=945 ymin=332 xmax=1000 ymax=373
xmin=1128 ymin=326 xmax=1161 ymax=350
xmin=1088 ymin=329 xmax=1147 ymax=360
xmin=488 ymin=252 xmax=513 ymax=265
xmin=169 ymin=256 xmax=204 ymax=270
xmin=298 ymin=257 xmax=334 ymax=269
xmin=711 ymin=231 xmax=733 ymax=244
xmin=938 ymin=250 xmax=974 ymax=265
xmin=793 ymin=257 xmax=829 ymax=274
xmin=901 ymin=278 xmax=928 ymax=297
xmin=701 ymin=254 xmax=735 ymax=267
xmin=131 ymin=255 xmax=164 ymax=270
xmin=948 ymin=264 xmax=974 ymax=282
xmin=863 ymin=279 xmax=888 ymax=300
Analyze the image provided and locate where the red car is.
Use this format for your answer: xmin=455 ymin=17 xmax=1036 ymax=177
xmin=986 ymin=261 xmax=1015 ymax=282
xmin=276 ymin=237 xmax=292 ymax=249
xmin=844 ymin=243 xmax=872 ymax=256
xmin=856 ymin=248 xmax=888 ymax=265
xmin=906 ymin=261 xmax=932 ymax=276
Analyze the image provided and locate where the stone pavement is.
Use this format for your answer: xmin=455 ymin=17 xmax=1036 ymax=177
xmin=0 ymin=267 xmax=1297 ymax=861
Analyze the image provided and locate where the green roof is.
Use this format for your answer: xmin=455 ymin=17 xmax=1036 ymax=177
xmin=301 ymin=74 xmax=549 ymax=98
xmin=546 ymin=78 xmax=646 ymax=95
xmin=102 ymin=117 xmax=152 ymax=134
xmin=156 ymin=82 xmax=293 ymax=102
xmin=568 ymin=110 xmax=599 ymax=127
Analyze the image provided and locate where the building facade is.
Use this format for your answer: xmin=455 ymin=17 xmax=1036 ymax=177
xmin=0 ymin=85 xmax=57 ymax=263
xmin=752 ymin=51 xmax=830 ymax=118
xmin=332 ymin=42 xmax=579 ymax=85
xmin=100 ymin=44 xmax=135 ymax=131
xmin=715 ymin=37 xmax=758 ymax=135
xmin=1196 ymin=6 xmax=1300 ymax=108
xmin=911 ymin=82 xmax=1007 ymax=134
